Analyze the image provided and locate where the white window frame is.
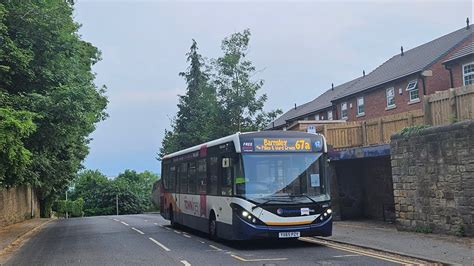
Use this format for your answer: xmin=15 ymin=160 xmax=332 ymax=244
xmin=341 ymin=102 xmax=348 ymax=120
xmin=327 ymin=110 xmax=333 ymax=120
xmin=314 ymin=114 xmax=320 ymax=121
xmin=357 ymin=97 xmax=365 ymax=116
xmin=463 ymin=62 xmax=474 ymax=85
xmin=386 ymin=87 xmax=396 ymax=108
xmin=406 ymin=80 xmax=419 ymax=102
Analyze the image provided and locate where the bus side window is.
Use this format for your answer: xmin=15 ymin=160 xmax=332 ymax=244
xmin=208 ymin=157 xmax=218 ymax=195
xmin=188 ymin=161 xmax=197 ymax=194
xmin=221 ymin=157 xmax=233 ymax=196
xmin=179 ymin=163 xmax=188 ymax=193
xmin=197 ymin=159 xmax=207 ymax=194
xmin=162 ymin=164 xmax=169 ymax=190
xmin=169 ymin=165 xmax=176 ymax=192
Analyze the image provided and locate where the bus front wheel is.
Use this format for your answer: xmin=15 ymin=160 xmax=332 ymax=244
xmin=209 ymin=213 xmax=218 ymax=240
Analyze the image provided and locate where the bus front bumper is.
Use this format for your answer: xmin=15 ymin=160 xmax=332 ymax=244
xmin=231 ymin=215 xmax=333 ymax=240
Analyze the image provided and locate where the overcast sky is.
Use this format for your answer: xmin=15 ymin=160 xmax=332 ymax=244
xmin=74 ymin=0 xmax=472 ymax=176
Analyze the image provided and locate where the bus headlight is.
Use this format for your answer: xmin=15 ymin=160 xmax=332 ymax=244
xmin=327 ymin=209 xmax=332 ymax=214
xmin=230 ymin=203 xmax=265 ymax=225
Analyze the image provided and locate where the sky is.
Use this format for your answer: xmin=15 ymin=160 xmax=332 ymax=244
xmin=74 ymin=0 xmax=472 ymax=176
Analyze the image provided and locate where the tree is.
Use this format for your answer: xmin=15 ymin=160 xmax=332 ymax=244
xmin=160 ymin=30 xmax=281 ymax=158
xmin=0 ymin=1 xmax=108 ymax=216
xmin=213 ymin=29 xmax=275 ymax=135
xmin=69 ymin=169 xmax=159 ymax=216
xmin=160 ymin=40 xmax=218 ymax=157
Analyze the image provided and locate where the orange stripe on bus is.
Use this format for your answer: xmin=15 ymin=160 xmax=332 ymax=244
xmin=265 ymin=220 xmax=313 ymax=226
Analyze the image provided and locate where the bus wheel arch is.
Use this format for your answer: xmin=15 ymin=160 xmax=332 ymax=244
xmin=208 ymin=210 xmax=218 ymax=240
xmin=169 ymin=205 xmax=176 ymax=228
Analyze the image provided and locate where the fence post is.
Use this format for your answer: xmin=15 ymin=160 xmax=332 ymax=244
xmin=378 ymin=118 xmax=384 ymax=143
xmin=423 ymin=96 xmax=432 ymax=125
xmin=361 ymin=121 xmax=367 ymax=146
xmin=323 ymin=124 xmax=327 ymax=137
xmin=408 ymin=113 xmax=413 ymax=126
xmin=449 ymin=88 xmax=457 ymax=123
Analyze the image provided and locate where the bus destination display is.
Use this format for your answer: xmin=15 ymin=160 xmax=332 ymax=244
xmin=243 ymin=138 xmax=313 ymax=152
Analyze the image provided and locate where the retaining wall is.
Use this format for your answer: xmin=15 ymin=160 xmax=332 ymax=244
xmin=0 ymin=186 xmax=40 ymax=227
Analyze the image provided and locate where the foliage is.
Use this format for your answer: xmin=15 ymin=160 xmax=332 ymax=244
xmin=0 ymin=1 xmax=108 ymax=216
xmin=0 ymin=107 xmax=36 ymax=187
xmin=69 ymin=169 xmax=159 ymax=216
xmin=53 ymin=198 xmax=84 ymax=218
xmin=160 ymin=30 xmax=282 ymax=157
xmin=415 ymin=226 xmax=433 ymax=234
xmin=400 ymin=125 xmax=430 ymax=137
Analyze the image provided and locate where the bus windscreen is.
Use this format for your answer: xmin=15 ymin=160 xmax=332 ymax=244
xmin=237 ymin=153 xmax=326 ymax=202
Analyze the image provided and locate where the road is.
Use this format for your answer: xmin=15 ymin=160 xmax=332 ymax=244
xmin=6 ymin=214 xmax=422 ymax=265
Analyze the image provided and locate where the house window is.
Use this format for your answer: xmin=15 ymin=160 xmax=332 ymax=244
xmin=386 ymin=87 xmax=395 ymax=108
xmin=341 ymin=102 xmax=348 ymax=119
xmin=357 ymin=97 xmax=365 ymax=116
xmin=315 ymin=114 xmax=320 ymax=121
xmin=327 ymin=110 xmax=333 ymax=120
xmin=463 ymin=62 xmax=474 ymax=85
xmin=406 ymin=80 xmax=419 ymax=102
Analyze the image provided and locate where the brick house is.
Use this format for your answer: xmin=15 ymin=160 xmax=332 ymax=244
xmin=442 ymin=42 xmax=474 ymax=87
xmin=269 ymin=24 xmax=473 ymax=128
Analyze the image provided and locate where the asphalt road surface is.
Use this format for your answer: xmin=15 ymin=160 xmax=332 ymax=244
xmin=7 ymin=214 xmax=419 ymax=265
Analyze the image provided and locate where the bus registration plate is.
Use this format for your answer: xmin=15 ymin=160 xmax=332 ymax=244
xmin=278 ymin=231 xmax=300 ymax=238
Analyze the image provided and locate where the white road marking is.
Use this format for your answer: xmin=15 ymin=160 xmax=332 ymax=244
xmin=113 ymin=219 xmax=119 ymax=222
xmin=121 ymin=221 xmax=129 ymax=226
xmin=230 ymin=254 xmax=287 ymax=262
xmin=144 ymin=220 xmax=148 ymax=222
xmin=180 ymin=260 xmax=191 ymax=266
xmin=153 ymin=223 xmax=158 ymax=225
xmin=165 ymin=227 xmax=171 ymax=230
xmin=174 ymin=230 xmax=182 ymax=234
xmin=198 ymin=240 xmax=205 ymax=244
xmin=209 ymin=245 xmax=223 ymax=251
xmin=132 ymin=227 xmax=145 ymax=235
xmin=333 ymin=254 xmax=361 ymax=258
xmin=149 ymin=237 xmax=171 ymax=252
xmin=182 ymin=234 xmax=191 ymax=238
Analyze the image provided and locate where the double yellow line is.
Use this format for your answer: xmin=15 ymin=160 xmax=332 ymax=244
xmin=299 ymin=237 xmax=434 ymax=265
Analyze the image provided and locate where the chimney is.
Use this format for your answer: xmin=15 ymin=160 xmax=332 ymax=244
xmin=294 ymin=103 xmax=297 ymax=110
xmin=331 ymin=83 xmax=334 ymax=90
xmin=467 ymin=17 xmax=470 ymax=29
xmin=401 ymin=46 xmax=404 ymax=56
xmin=363 ymin=70 xmax=365 ymax=77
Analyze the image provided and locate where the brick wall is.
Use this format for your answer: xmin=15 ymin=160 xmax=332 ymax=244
xmin=0 ymin=186 xmax=40 ymax=227
xmin=390 ymin=120 xmax=474 ymax=236
xmin=449 ymin=55 xmax=474 ymax=88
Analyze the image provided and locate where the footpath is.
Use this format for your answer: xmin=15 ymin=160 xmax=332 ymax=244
xmin=318 ymin=220 xmax=473 ymax=265
xmin=0 ymin=218 xmax=52 ymax=264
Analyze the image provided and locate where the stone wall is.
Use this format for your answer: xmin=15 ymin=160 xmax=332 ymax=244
xmin=391 ymin=120 xmax=474 ymax=236
xmin=0 ymin=186 xmax=40 ymax=228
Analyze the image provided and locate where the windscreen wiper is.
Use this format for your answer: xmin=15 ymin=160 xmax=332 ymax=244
xmin=251 ymin=198 xmax=292 ymax=211
xmin=290 ymin=194 xmax=318 ymax=204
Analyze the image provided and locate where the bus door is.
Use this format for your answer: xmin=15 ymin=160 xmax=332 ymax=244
xmin=217 ymin=155 xmax=234 ymax=224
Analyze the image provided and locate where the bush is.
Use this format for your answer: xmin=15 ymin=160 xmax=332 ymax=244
xmin=52 ymin=198 xmax=84 ymax=218
xmin=399 ymin=124 xmax=430 ymax=137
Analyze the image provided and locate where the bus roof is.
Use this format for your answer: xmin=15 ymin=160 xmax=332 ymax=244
xmin=162 ymin=131 xmax=327 ymax=160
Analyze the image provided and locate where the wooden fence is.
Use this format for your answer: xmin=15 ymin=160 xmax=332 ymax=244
xmin=320 ymin=109 xmax=424 ymax=149
xmin=424 ymin=84 xmax=474 ymax=126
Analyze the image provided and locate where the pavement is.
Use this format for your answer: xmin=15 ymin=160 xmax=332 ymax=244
xmin=0 ymin=218 xmax=52 ymax=264
xmin=2 ymin=214 xmax=427 ymax=266
xmin=323 ymin=220 xmax=474 ymax=265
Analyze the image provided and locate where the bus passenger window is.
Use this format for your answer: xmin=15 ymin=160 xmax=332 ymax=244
xmin=179 ymin=163 xmax=188 ymax=193
xmin=208 ymin=157 xmax=218 ymax=195
xmin=197 ymin=159 xmax=207 ymax=194
xmin=169 ymin=166 xmax=176 ymax=192
xmin=188 ymin=162 xmax=196 ymax=194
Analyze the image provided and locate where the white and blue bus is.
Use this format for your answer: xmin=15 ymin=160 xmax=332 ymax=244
xmin=160 ymin=131 xmax=332 ymax=240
